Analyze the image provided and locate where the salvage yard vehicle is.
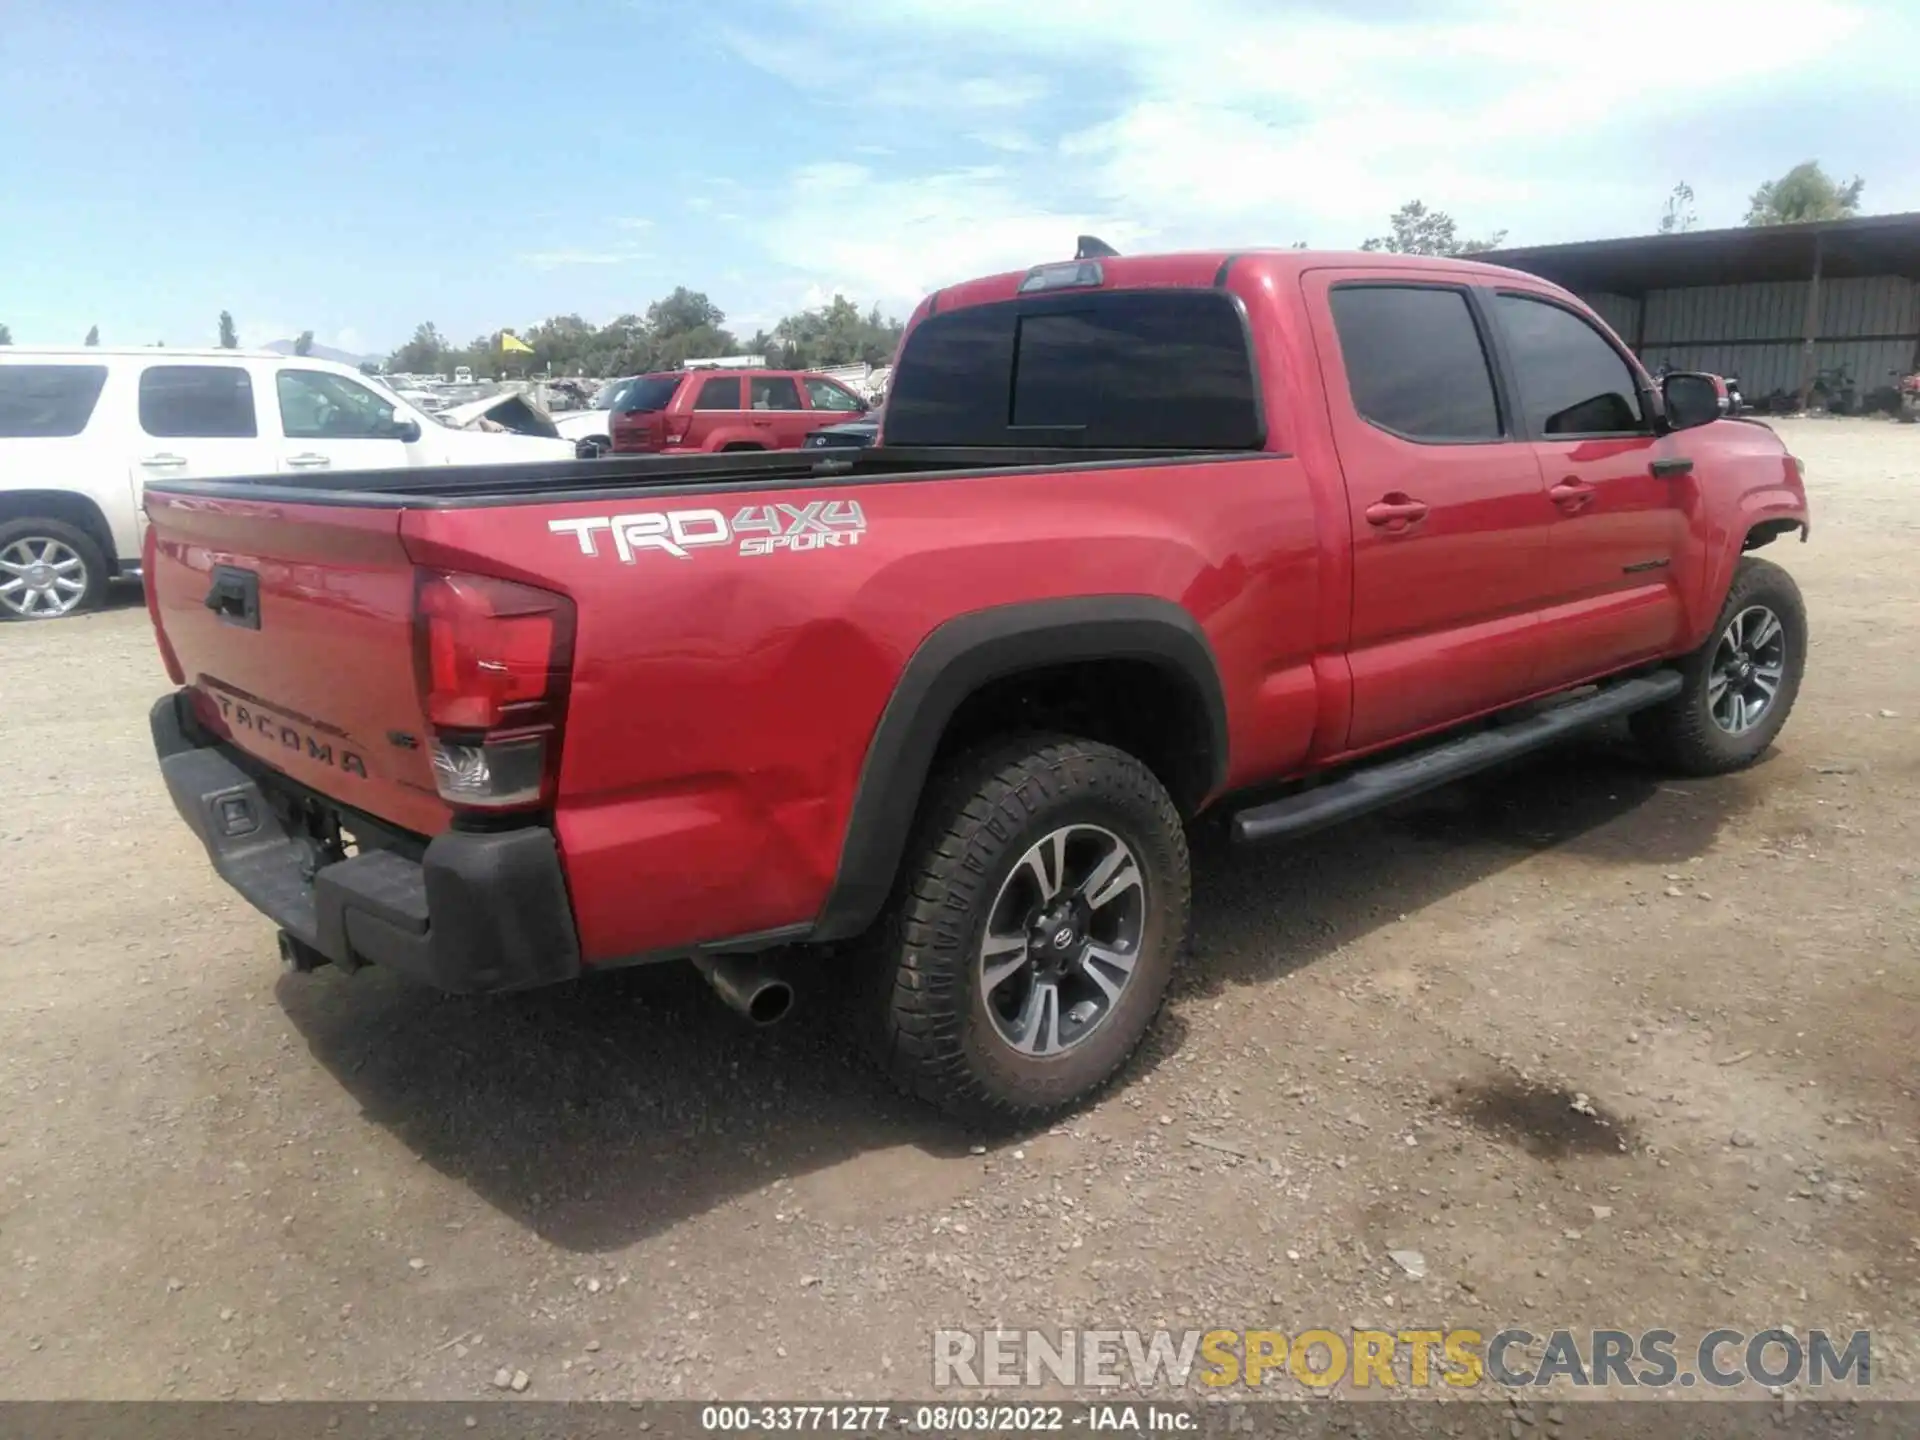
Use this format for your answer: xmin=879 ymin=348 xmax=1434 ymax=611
xmin=551 ymin=375 xmax=641 ymax=455
xmin=607 ymin=367 xmax=870 ymax=453
xmin=0 ymin=348 xmax=578 ymax=620
xmin=141 ymin=247 xmax=1810 ymax=1123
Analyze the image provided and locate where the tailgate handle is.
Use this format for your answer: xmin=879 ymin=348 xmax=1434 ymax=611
xmin=205 ymin=565 xmax=261 ymax=630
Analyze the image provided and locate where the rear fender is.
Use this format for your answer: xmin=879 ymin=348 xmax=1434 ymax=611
xmin=810 ymin=596 xmax=1227 ymax=943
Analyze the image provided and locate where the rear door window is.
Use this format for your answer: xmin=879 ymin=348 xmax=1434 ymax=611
xmin=1490 ymin=293 xmax=1646 ymax=436
xmin=694 ymin=376 xmax=742 ymax=409
xmin=1327 ymin=286 xmax=1502 ymax=442
xmin=886 ymin=289 xmax=1262 ymax=448
xmin=0 ymin=364 xmax=109 ymax=437
xmin=749 ymin=376 xmax=803 ymax=410
xmin=138 ymin=365 xmax=258 ymax=438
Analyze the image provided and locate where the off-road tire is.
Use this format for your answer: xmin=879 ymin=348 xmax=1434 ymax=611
xmin=1631 ymin=556 xmax=1807 ymax=775
xmin=0 ymin=517 xmax=110 ymax=621
xmin=864 ymin=735 xmax=1190 ymax=1127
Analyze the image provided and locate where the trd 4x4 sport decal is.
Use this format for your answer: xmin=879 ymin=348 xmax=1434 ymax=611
xmin=550 ymin=501 xmax=867 ymax=562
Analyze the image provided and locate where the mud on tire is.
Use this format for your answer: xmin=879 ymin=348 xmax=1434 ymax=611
xmin=1632 ymin=556 xmax=1807 ymax=776
xmin=863 ymin=735 xmax=1191 ymax=1127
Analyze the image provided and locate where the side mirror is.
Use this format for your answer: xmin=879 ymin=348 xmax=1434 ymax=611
xmin=1661 ymin=372 xmax=1724 ymax=432
xmin=388 ymin=417 xmax=423 ymax=444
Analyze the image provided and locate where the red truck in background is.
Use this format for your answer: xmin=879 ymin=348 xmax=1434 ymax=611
xmin=142 ymin=246 xmax=1810 ymax=1124
xmin=609 ymin=367 xmax=870 ymax=454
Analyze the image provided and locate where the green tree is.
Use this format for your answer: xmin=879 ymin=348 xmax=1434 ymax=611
xmin=84 ymin=325 xmax=100 ymax=346
xmin=391 ymin=321 xmax=447 ymax=374
xmin=0 ymin=324 xmax=11 ymax=346
xmin=769 ymin=295 xmax=903 ymax=369
xmin=1658 ymin=182 xmax=1697 ymax=234
xmin=218 ymin=311 xmax=239 ymax=348
xmin=1744 ymin=161 xmax=1865 ymax=226
xmin=294 ymin=330 xmax=314 ymax=356
xmin=1361 ymin=200 xmax=1506 ymax=255
xmin=646 ymin=287 xmax=727 ymax=341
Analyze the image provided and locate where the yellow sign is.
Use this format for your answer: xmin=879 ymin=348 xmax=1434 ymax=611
xmin=498 ymin=332 xmax=534 ymax=355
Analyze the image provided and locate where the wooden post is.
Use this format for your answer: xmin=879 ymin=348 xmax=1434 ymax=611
xmin=1797 ymin=234 xmax=1824 ymax=410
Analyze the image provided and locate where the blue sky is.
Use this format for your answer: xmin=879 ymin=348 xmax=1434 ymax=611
xmin=5 ymin=0 xmax=1917 ymax=357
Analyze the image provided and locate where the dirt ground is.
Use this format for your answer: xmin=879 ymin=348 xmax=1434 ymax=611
xmin=0 ymin=418 xmax=1914 ymax=1406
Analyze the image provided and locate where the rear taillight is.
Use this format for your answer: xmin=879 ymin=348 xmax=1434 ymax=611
xmin=663 ymin=414 xmax=691 ymax=445
xmin=413 ymin=571 xmax=575 ymax=811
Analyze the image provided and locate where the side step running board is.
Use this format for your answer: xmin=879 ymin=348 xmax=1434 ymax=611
xmin=1231 ymin=671 xmax=1684 ymax=845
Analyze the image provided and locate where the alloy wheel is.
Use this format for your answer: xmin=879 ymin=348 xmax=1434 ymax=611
xmin=1707 ymin=604 xmax=1787 ymax=735
xmin=978 ymin=824 xmax=1147 ymax=1058
xmin=0 ymin=537 xmax=89 ymax=619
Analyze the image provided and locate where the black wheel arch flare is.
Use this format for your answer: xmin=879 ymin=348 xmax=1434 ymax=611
xmin=812 ymin=595 xmax=1228 ymax=942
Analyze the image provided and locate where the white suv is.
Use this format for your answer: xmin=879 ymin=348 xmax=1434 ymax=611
xmin=0 ymin=348 xmax=577 ymax=620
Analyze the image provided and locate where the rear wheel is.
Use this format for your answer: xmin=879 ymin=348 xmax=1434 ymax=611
xmin=864 ymin=735 xmax=1190 ymax=1125
xmin=1632 ymin=556 xmax=1806 ymax=775
xmin=0 ymin=518 xmax=109 ymax=621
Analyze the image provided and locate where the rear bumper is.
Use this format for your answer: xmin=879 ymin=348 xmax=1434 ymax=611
xmin=150 ymin=692 xmax=581 ymax=993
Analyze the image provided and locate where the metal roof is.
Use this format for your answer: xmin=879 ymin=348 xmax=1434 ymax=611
xmin=1479 ymin=211 xmax=1920 ymax=294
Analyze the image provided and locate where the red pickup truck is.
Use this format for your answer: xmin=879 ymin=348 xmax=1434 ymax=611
xmin=143 ymin=247 xmax=1810 ymax=1123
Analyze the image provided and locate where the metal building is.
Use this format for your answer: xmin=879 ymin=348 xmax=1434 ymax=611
xmin=1483 ymin=211 xmax=1920 ymax=408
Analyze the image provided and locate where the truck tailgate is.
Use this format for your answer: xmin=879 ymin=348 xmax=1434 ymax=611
xmin=146 ymin=491 xmax=449 ymax=837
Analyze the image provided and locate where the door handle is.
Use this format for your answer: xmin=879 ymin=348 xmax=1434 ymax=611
xmin=285 ymin=452 xmax=332 ymax=468
xmin=1650 ymin=457 xmax=1694 ymax=478
xmin=1364 ymin=495 xmax=1429 ymax=530
xmin=140 ymin=453 xmax=188 ymax=468
xmin=1549 ymin=479 xmax=1596 ymax=512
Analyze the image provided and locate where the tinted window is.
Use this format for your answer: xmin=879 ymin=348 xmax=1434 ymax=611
xmin=277 ymin=369 xmax=405 ymax=440
xmin=1492 ymin=294 xmax=1644 ymax=436
xmin=1328 ymin=286 xmax=1500 ymax=442
xmin=694 ymin=376 xmax=741 ymax=410
xmin=0 ymin=365 xmax=108 ymax=437
xmin=591 ymin=378 xmax=634 ymax=409
xmin=750 ymin=376 xmax=803 ymax=410
xmin=887 ymin=290 xmax=1262 ymax=449
xmin=614 ymin=376 xmax=681 ymax=412
xmin=139 ymin=365 xmax=257 ymax=438
xmin=804 ymin=377 xmax=863 ymax=412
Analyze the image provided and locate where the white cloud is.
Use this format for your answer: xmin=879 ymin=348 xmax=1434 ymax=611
xmin=764 ymin=0 xmax=1913 ymax=261
xmin=743 ymin=163 xmax=1145 ymax=319
xmin=613 ymin=217 xmax=654 ymax=231
xmin=718 ymin=23 xmax=1047 ymax=113
xmin=516 ymin=248 xmax=652 ymax=269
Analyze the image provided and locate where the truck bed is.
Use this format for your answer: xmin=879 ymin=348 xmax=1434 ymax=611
xmin=143 ymin=444 xmax=1237 ymax=508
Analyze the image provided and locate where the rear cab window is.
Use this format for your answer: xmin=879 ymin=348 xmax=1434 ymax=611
xmin=0 ymin=364 xmax=110 ymax=437
xmin=886 ymin=289 xmax=1263 ymax=449
xmin=614 ymin=376 xmax=683 ymax=413
xmin=1327 ymin=285 xmax=1502 ymax=442
xmin=139 ymin=365 xmax=257 ymax=438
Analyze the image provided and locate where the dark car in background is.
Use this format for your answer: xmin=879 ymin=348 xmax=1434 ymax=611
xmin=803 ymin=403 xmax=884 ymax=449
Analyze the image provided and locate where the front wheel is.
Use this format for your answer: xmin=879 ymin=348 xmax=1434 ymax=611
xmin=1632 ymin=556 xmax=1807 ymax=775
xmin=865 ymin=736 xmax=1190 ymax=1125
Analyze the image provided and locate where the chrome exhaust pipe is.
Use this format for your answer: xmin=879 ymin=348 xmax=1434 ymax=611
xmin=693 ymin=954 xmax=795 ymax=1026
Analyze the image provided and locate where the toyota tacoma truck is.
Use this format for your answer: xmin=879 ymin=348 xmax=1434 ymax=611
xmin=142 ymin=246 xmax=1810 ymax=1123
